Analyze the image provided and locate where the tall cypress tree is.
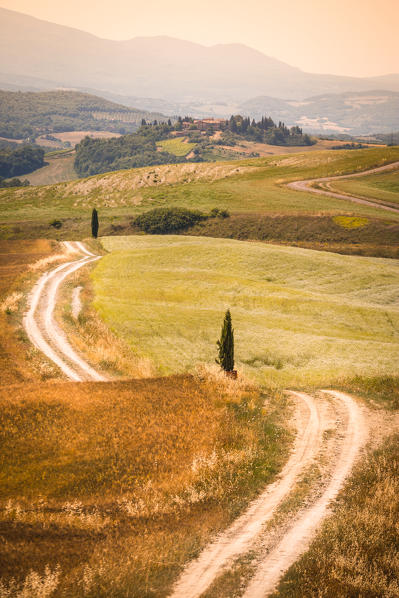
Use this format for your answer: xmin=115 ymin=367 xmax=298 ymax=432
xmin=91 ymin=208 xmax=99 ymax=238
xmin=216 ymin=309 xmax=234 ymax=372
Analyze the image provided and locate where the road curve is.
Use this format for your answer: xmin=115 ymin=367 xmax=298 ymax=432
xmin=242 ymin=390 xmax=367 ymax=598
xmin=24 ymin=241 xmax=106 ymax=382
xmin=170 ymin=392 xmax=323 ymax=598
xmin=287 ymin=160 xmax=399 ymax=214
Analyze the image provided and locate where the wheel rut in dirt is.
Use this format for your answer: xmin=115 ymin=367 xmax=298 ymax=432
xmin=23 ymin=241 xmax=105 ymax=382
xmin=170 ymin=392 xmax=324 ymax=598
xmin=170 ymin=390 xmax=368 ymax=598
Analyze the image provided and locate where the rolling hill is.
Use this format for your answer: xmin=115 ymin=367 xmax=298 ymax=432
xmin=239 ymin=91 xmax=399 ymax=135
xmin=1 ymin=7 xmax=399 ymax=108
xmin=0 ymin=89 xmax=165 ymax=140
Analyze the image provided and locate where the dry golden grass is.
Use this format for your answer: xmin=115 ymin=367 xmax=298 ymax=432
xmin=0 ymin=239 xmax=59 ymax=386
xmin=273 ymin=435 xmax=399 ymax=598
xmin=0 ymin=374 xmax=290 ymax=597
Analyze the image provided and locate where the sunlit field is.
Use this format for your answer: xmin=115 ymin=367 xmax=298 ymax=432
xmin=0 ymin=375 xmax=289 ymax=597
xmin=157 ymin=137 xmax=197 ymax=156
xmin=93 ymin=235 xmax=399 ymax=386
xmin=1 ymin=147 xmax=399 ymax=240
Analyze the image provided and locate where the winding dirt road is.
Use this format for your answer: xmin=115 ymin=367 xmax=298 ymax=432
xmin=170 ymin=390 xmax=368 ymax=598
xmin=23 ymin=240 xmax=369 ymax=597
xmin=23 ymin=241 xmax=105 ymax=382
xmin=287 ymin=160 xmax=399 ymax=214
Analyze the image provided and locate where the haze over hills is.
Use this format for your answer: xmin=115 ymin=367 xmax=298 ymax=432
xmin=1 ymin=7 xmax=399 ymax=106
xmin=239 ymin=91 xmax=399 ymax=135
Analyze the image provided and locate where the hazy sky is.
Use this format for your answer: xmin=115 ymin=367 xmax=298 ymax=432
xmin=1 ymin=0 xmax=398 ymax=77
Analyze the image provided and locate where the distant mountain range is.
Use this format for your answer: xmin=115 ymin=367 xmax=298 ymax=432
xmin=239 ymin=91 xmax=399 ymax=135
xmin=2 ymin=8 xmax=399 ymax=102
xmin=1 ymin=7 xmax=399 ymax=134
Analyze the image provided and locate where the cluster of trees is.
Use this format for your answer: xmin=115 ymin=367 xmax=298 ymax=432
xmin=0 ymin=146 xmax=44 ymax=178
xmin=132 ymin=206 xmax=230 ymax=234
xmin=133 ymin=207 xmax=208 ymax=234
xmin=0 ymin=176 xmax=29 ymax=188
xmin=74 ymin=131 xmax=184 ymax=176
xmin=74 ymin=112 xmax=316 ymax=176
xmin=224 ymin=115 xmax=314 ymax=146
xmin=331 ymin=142 xmax=366 ymax=150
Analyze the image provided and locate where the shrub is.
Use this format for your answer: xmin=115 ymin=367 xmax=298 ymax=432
xmin=133 ymin=207 xmax=208 ymax=234
xmin=50 ymin=219 xmax=62 ymax=229
xmin=210 ymin=208 xmax=230 ymax=219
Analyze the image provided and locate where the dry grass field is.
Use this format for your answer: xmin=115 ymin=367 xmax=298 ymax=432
xmin=26 ymin=151 xmax=78 ymax=186
xmin=0 ymin=239 xmax=292 ymax=598
xmin=0 ymin=239 xmax=59 ymax=386
xmin=0 ymin=375 xmax=289 ymax=597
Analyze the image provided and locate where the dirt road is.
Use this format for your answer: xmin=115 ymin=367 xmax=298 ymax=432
xmin=170 ymin=390 xmax=367 ymax=598
xmin=242 ymin=390 xmax=367 ymax=597
xmin=287 ymin=160 xmax=399 ymax=214
xmin=23 ymin=241 xmax=105 ymax=382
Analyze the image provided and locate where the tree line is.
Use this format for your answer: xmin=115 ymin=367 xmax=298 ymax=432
xmin=224 ymin=115 xmax=314 ymax=146
xmin=0 ymin=146 xmax=44 ymax=178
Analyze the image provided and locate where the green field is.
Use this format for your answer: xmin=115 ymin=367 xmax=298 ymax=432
xmin=1 ymin=147 xmax=399 ymax=240
xmin=157 ymin=137 xmax=196 ymax=156
xmin=331 ymin=169 xmax=399 ymax=206
xmin=92 ymin=235 xmax=399 ymax=386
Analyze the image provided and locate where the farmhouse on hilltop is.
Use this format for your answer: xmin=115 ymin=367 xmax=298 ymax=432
xmin=195 ymin=118 xmax=227 ymax=132
xmin=182 ymin=118 xmax=227 ymax=132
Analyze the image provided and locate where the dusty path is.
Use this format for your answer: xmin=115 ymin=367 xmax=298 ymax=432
xmin=24 ymin=241 xmax=105 ymax=382
xmin=170 ymin=392 xmax=324 ymax=598
xmin=170 ymin=390 xmax=367 ymax=598
xmin=242 ymin=390 xmax=367 ymax=597
xmin=287 ymin=160 xmax=399 ymax=214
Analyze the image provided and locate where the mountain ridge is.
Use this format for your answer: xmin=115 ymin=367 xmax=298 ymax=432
xmin=1 ymin=7 xmax=399 ymax=104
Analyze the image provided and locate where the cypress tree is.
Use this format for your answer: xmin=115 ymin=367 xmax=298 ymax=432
xmin=91 ymin=208 xmax=99 ymax=238
xmin=216 ymin=309 xmax=235 ymax=372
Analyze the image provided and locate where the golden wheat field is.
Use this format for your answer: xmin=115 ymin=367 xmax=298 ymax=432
xmin=0 ymin=372 xmax=290 ymax=597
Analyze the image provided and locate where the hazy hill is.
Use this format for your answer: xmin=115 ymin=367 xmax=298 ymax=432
xmin=239 ymin=91 xmax=399 ymax=135
xmin=0 ymin=90 xmax=165 ymax=139
xmin=1 ymin=7 xmax=399 ymax=105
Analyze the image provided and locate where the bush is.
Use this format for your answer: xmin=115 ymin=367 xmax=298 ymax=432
xmin=133 ymin=207 xmax=208 ymax=234
xmin=50 ymin=219 xmax=62 ymax=229
xmin=210 ymin=208 xmax=230 ymax=219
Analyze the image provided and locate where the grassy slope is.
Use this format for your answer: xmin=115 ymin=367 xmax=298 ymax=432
xmin=331 ymin=168 xmax=399 ymax=205
xmin=1 ymin=147 xmax=399 ymax=240
xmin=157 ymin=137 xmax=196 ymax=156
xmin=25 ymin=151 xmax=78 ymax=186
xmin=94 ymin=235 xmax=399 ymax=387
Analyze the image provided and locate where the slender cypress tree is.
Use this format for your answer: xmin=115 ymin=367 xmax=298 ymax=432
xmin=216 ymin=309 xmax=234 ymax=372
xmin=91 ymin=208 xmax=99 ymax=238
